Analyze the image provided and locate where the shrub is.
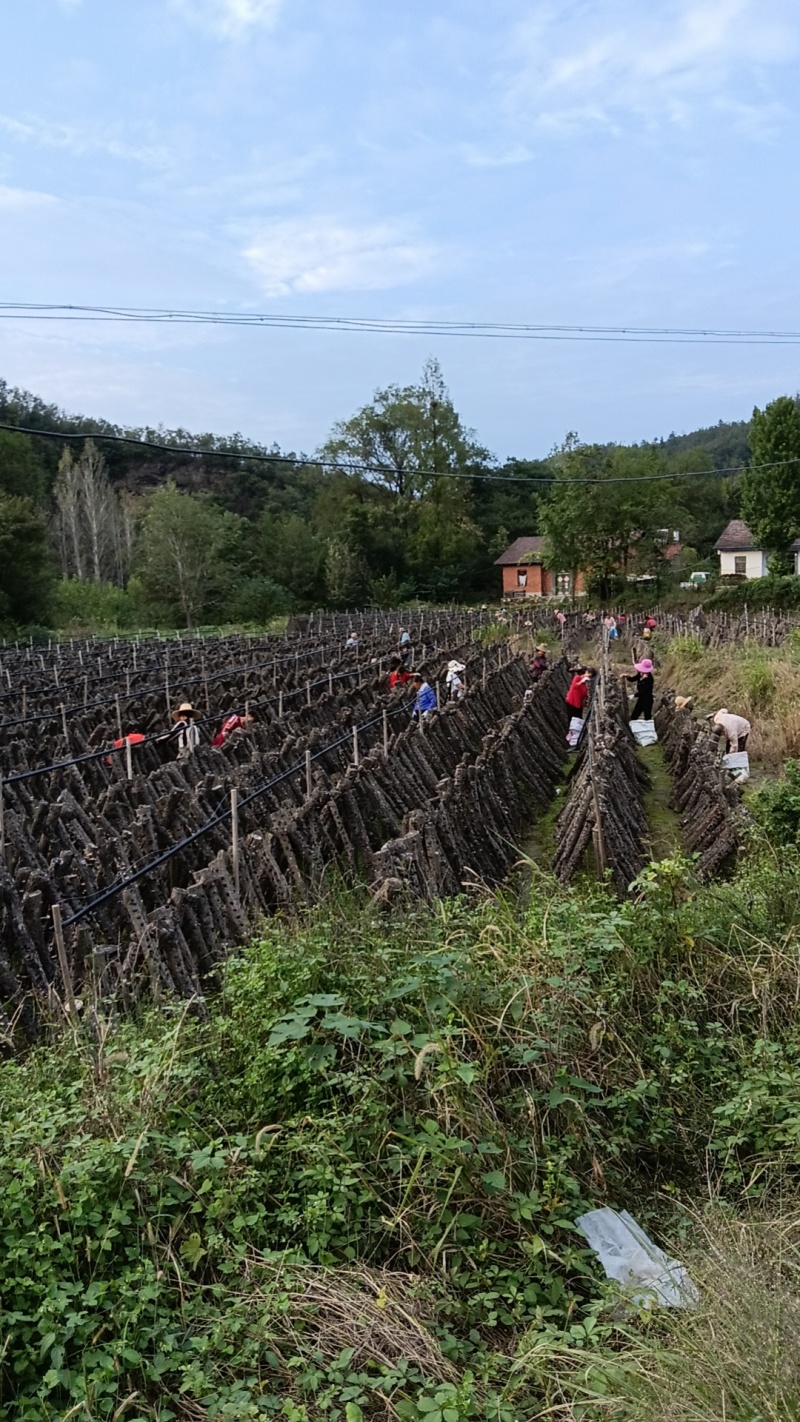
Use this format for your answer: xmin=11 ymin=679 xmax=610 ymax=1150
xmin=53 ymin=577 xmax=137 ymax=633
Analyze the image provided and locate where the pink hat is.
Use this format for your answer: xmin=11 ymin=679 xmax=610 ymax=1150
xmin=634 ymin=658 xmax=654 ymax=674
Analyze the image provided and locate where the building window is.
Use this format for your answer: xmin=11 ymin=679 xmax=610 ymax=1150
xmin=734 ymin=556 xmax=746 ymax=576
xmin=517 ymin=569 xmax=527 ymax=587
xmin=555 ymin=573 xmax=572 ymax=595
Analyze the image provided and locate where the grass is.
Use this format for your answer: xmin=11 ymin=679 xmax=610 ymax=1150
xmin=4 ymin=839 xmax=800 ymax=1417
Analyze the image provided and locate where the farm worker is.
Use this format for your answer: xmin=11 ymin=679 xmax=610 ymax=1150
xmin=388 ymin=657 xmax=410 ymax=689
xmin=171 ymin=702 xmax=201 ymax=759
xmin=211 ymin=712 xmax=253 ymax=748
xmin=555 ymin=610 xmax=567 ymax=626
xmin=645 ymin=616 xmax=657 ymax=631
xmin=710 ymin=708 xmax=751 ymax=753
xmin=398 ymin=628 xmax=413 ymax=668
xmin=565 ymin=668 xmax=592 ymax=714
xmin=626 ymin=658 xmax=655 ymax=720
xmin=446 ymin=660 xmax=466 ymax=700
xmin=105 ymin=730 xmax=145 ymax=766
xmin=345 ymin=631 xmax=359 ymax=649
xmin=529 ymin=643 xmax=548 ymax=682
xmin=603 ymin=614 xmax=618 ymax=640
xmin=410 ymin=673 xmax=437 ymax=721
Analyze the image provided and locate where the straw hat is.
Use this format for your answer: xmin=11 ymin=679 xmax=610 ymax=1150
xmin=172 ymin=701 xmax=199 ymax=720
xmin=447 ymin=660 xmax=465 ymax=673
xmin=675 ymin=695 xmax=693 ymax=710
xmin=634 ymin=658 xmax=654 ymax=674
xmin=535 ymin=642 xmax=547 ymax=654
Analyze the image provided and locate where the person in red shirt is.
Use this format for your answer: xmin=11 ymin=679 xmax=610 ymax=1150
xmin=388 ymin=657 xmax=410 ymax=689
xmin=565 ymin=667 xmax=593 ymax=714
xmin=211 ymin=712 xmax=253 ymax=747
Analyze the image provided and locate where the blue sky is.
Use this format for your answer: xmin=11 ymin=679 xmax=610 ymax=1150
xmin=1 ymin=0 xmax=799 ymax=459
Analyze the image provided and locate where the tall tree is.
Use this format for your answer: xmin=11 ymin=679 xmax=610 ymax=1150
xmin=540 ymin=440 xmax=674 ymax=598
xmin=319 ymin=358 xmax=490 ymax=502
xmin=137 ymin=481 xmax=242 ymax=629
xmin=0 ymin=493 xmax=54 ymax=626
xmin=52 ymin=441 xmax=126 ymax=583
xmin=740 ymin=395 xmax=800 ymax=568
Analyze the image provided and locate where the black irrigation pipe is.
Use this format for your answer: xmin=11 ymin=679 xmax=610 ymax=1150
xmin=60 ymin=701 xmax=410 ymax=929
xmin=0 ymin=642 xmax=365 ymax=732
xmin=1 ymin=661 xmax=390 ymax=785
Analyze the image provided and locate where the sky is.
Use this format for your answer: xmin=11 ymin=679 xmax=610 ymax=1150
xmin=1 ymin=0 xmax=800 ymax=460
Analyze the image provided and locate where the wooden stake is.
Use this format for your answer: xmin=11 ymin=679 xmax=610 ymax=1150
xmin=22 ymin=685 xmax=27 ymax=718
xmin=306 ymin=680 xmax=311 ymax=707
xmin=115 ymin=694 xmax=123 ymax=740
xmin=328 ymin=670 xmax=333 ymax=695
xmin=278 ymin=689 xmax=284 ymax=718
xmin=382 ymin=708 xmax=389 ymax=758
xmin=125 ymin=736 xmax=133 ymax=780
xmin=52 ymin=905 xmax=78 ymax=1026
xmin=230 ymin=786 xmax=240 ymax=900
xmin=83 ymin=675 xmax=88 ymax=708
xmin=60 ymin=703 xmax=68 ymax=745
xmin=305 ymin=749 xmax=312 ymax=799
xmin=0 ymin=771 xmax=5 ymax=862
xmin=353 ymin=725 xmax=359 ymax=767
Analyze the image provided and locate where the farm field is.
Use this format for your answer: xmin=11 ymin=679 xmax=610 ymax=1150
xmin=1 ymin=608 xmax=800 ymax=1420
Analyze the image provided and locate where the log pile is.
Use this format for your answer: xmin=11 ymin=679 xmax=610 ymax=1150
xmin=654 ymin=691 xmax=740 ymax=876
xmin=0 ymin=644 xmax=567 ymax=1032
xmin=552 ymin=670 xmax=650 ymax=894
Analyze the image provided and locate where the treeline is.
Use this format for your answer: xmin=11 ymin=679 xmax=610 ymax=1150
xmin=0 ymin=362 xmax=759 ymax=630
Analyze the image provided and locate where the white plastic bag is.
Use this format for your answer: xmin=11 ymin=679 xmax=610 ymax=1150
xmin=722 ymin=750 xmax=750 ymax=783
xmin=566 ymin=715 xmax=584 ymax=749
xmin=576 ymin=1207 xmax=698 ymax=1309
xmin=629 ymin=719 xmax=658 ymax=747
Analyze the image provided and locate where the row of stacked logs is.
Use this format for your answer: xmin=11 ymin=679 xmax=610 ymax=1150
xmin=552 ymin=669 xmax=650 ymax=894
xmin=654 ymin=691 xmax=741 ymax=876
xmin=0 ymin=650 xmax=567 ymax=1036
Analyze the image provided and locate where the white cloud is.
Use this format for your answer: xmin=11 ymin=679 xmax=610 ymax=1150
xmin=505 ymin=0 xmax=798 ymax=134
xmin=0 ymin=113 xmax=170 ymax=167
xmin=243 ymin=219 xmax=439 ymax=296
xmin=170 ymin=0 xmax=282 ymax=39
xmin=0 ymin=184 xmax=58 ymax=211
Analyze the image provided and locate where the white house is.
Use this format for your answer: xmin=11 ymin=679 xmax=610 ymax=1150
xmin=714 ymin=520 xmax=768 ymax=579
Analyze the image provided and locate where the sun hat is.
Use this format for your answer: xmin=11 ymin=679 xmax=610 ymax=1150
xmin=172 ymin=702 xmax=198 ymax=720
xmin=535 ymin=642 xmax=547 ymax=653
xmin=634 ymin=659 xmax=654 ymax=674
xmin=447 ymin=660 xmax=465 ymax=673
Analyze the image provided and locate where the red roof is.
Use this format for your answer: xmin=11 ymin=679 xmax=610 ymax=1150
xmin=494 ymin=536 xmax=546 ymax=566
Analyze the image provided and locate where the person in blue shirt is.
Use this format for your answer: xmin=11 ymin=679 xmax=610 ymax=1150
xmin=410 ymin=673 xmax=437 ymax=721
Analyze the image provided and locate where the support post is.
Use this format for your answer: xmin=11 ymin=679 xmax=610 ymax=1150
xmin=382 ymin=708 xmax=389 ymax=758
xmin=230 ymin=787 xmax=240 ymax=900
xmin=115 ymin=694 xmax=123 ymax=740
xmin=278 ymin=689 xmax=284 ymax=719
xmin=306 ymin=680 xmax=311 ymax=707
xmin=353 ymin=724 xmax=359 ymax=767
xmin=60 ymin=703 xmax=68 ymax=746
xmin=305 ymin=749 xmax=312 ymax=799
xmin=125 ymin=736 xmax=133 ymax=781
xmin=22 ymin=685 xmax=27 ymax=718
xmin=0 ymin=771 xmax=4 ymax=862
xmin=52 ymin=905 xmax=78 ymax=1026
xmin=83 ymin=675 xmax=88 ymax=708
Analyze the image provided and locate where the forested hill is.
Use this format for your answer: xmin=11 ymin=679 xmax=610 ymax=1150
xmin=0 ymin=363 xmax=772 ymax=628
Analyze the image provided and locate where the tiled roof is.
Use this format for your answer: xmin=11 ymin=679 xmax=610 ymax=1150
xmin=714 ymin=520 xmax=759 ymax=552
xmin=494 ymin=536 xmax=546 ymax=565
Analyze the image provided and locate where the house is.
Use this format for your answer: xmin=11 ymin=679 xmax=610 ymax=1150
xmin=494 ymin=536 xmax=582 ymax=599
xmin=714 ymin=521 xmax=768 ymax=579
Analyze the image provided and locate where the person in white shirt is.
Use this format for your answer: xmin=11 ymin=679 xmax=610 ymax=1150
xmin=710 ymin=708 xmax=751 ymax=753
xmin=170 ymin=702 xmax=201 ymax=759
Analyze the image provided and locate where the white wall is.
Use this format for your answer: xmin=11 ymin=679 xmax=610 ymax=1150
xmin=718 ymin=549 xmax=768 ymax=579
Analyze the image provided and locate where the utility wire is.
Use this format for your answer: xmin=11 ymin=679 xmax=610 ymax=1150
xmin=4 ymin=303 xmax=800 ymax=346
xmin=0 ymin=419 xmax=790 ymax=484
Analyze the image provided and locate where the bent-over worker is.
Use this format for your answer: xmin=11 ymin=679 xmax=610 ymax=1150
xmin=710 ymin=708 xmax=751 ymax=753
xmin=626 ymin=658 xmax=655 ymax=720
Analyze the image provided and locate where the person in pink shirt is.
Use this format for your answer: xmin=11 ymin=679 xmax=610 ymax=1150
xmin=709 ymin=708 xmax=751 ymax=753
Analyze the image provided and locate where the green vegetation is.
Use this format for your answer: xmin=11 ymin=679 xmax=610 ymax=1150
xmin=4 ymin=826 xmax=800 ymax=1418
xmin=741 ymin=394 xmax=800 ymax=570
xmin=0 ymin=369 xmax=771 ymax=634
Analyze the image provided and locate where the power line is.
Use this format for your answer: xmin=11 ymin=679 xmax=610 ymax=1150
xmin=4 ymin=302 xmax=800 ymax=346
xmin=0 ymin=418 xmax=784 ymax=484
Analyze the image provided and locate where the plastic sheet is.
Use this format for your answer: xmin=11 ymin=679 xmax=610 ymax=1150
xmin=629 ymin=718 xmax=658 ymax=747
xmin=722 ymin=749 xmax=750 ymax=783
xmin=577 ymin=1207 xmax=698 ymax=1308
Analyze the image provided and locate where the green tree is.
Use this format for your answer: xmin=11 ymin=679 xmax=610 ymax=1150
xmin=0 ymin=431 xmax=47 ymax=503
xmin=137 ymin=481 xmax=242 ymax=628
xmin=0 ymin=493 xmax=54 ymax=626
xmin=540 ymin=440 xmax=673 ymax=598
xmin=319 ymin=358 xmax=491 ymax=501
xmin=740 ymin=396 xmax=800 ymax=569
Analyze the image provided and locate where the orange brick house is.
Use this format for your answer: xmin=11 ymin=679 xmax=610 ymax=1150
xmin=494 ymin=536 xmax=585 ymax=599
